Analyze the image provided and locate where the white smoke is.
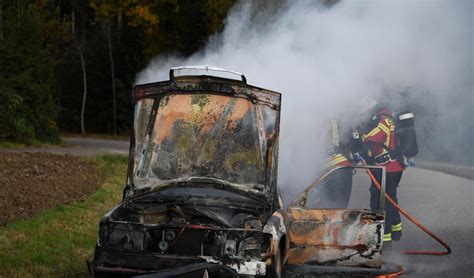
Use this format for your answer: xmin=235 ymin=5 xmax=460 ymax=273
xmin=137 ymin=0 xmax=473 ymax=203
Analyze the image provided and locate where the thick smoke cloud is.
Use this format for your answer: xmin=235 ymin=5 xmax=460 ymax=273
xmin=137 ymin=0 xmax=473 ymax=203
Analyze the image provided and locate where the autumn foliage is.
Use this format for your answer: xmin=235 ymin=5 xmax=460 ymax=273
xmin=0 ymin=0 xmax=235 ymax=142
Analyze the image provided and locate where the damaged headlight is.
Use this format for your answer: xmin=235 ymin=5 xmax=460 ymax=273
xmin=100 ymin=223 xmax=145 ymax=252
xmin=238 ymin=236 xmax=262 ymax=258
xmin=224 ymin=239 xmax=237 ymax=256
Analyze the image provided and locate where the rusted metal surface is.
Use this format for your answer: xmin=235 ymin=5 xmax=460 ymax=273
xmin=286 ymin=208 xmax=383 ymax=268
xmin=132 ymin=76 xmax=281 ymax=198
xmin=262 ymin=210 xmax=288 ymax=260
xmin=134 ymin=75 xmax=281 ymax=107
xmin=286 ymin=166 xmax=386 ymax=269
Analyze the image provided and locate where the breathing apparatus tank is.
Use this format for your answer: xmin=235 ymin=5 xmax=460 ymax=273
xmin=396 ymin=112 xmax=418 ymax=158
xmin=330 ymin=120 xmax=340 ymax=149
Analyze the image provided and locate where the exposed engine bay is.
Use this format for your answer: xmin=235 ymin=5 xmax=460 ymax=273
xmin=92 ymin=187 xmax=274 ymax=276
xmin=100 ymin=199 xmax=268 ymax=259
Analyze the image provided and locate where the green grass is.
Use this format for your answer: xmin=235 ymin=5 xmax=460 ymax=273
xmin=0 ymin=141 xmax=28 ymax=148
xmin=0 ymin=155 xmax=128 ymax=277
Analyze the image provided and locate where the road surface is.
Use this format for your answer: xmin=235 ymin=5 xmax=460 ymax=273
xmin=381 ymin=167 xmax=473 ymax=277
xmin=2 ymin=137 xmax=473 ymax=277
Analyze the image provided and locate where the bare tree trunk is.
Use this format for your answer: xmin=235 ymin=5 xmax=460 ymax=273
xmin=73 ymin=10 xmax=88 ymax=134
xmin=103 ymin=20 xmax=117 ymax=135
xmin=78 ymin=43 xmax=87 ymax=134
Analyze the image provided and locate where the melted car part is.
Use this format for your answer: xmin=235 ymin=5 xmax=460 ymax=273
xmin=286 ymin=208 xmax=383 ymax=268
xmin=286 ymin=166 xmax=387 ymax=268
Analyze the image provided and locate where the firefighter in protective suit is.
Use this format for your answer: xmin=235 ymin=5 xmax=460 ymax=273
xmin=361 ymin=105 xmax=405 ymax=246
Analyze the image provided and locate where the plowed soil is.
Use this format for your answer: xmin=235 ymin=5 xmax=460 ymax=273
xmin=0 ymin=152 xmax=103 ymax=226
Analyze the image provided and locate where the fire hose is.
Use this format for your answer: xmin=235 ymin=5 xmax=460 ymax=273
xmin=359 ymin=159 xmax=451 ymax=256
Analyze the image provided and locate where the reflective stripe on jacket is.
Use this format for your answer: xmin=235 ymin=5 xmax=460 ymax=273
xmin=327 ymin=153 xmax=353 ymax=168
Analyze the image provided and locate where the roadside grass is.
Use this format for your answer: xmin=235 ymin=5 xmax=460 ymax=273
xmin=0 ymin=141 xmax=27 ymax=148
xmin=0 ymin=155 xmax=128 ymax=277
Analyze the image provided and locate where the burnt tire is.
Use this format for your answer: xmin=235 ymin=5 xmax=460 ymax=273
xmin=266 ymin=246 xmax=282 ymax=278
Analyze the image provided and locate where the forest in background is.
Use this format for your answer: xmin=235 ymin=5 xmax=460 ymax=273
xmin=0 ymin=0 xmax=236 ymax=143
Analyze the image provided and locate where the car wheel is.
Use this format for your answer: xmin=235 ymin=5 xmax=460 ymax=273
xmin=267 ymin=246 xmax=282 ymax=278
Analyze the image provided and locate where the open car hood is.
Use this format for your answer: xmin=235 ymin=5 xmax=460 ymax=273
xmin=126 ymin=68 xmax=281 ymax=203
xmin=130 ymin=176 xmax=267 ymax=203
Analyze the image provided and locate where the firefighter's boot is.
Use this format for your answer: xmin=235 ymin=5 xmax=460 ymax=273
xmin=392 ymin=223 xmax=402 ymax=241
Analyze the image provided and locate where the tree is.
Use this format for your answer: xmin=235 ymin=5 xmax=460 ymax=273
xmin=91 ymin=0 xmax=159 ymax=135
xmin=0 ymin=3 xmax=59 ymax=143
xmin=1 ymin=0 xmax=238 ymax=141
xmin=91 ymin=1 xmax=119 ymax=135
xmin=71 ymin=9 xmax=89 ymax=134
xmin=103 ymin=20 xmax=117 ymax=135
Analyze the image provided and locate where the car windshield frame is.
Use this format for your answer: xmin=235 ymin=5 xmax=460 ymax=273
xmin=289 ymin=165 xmax=387 ymax=210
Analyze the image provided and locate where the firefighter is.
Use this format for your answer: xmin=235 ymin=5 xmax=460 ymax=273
xmin=361 ymin=105 xmax=404 ymax=246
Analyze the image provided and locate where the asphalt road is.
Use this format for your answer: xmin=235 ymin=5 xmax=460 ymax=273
xmin=374 ymin=167 xmax=473 ymax=277
xmin=3 ymin=137 xmax=473 ymax=277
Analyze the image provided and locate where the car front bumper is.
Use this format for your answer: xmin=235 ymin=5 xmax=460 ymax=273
xmin=90 ymin=246 xmax=267 ymax=277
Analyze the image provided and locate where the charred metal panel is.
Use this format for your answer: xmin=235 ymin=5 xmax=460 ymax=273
xmin=131 ymin=75 xmax=281 ymax=203
xmin=286 ymin=208 xmax=383 ymax=268
xmin=285 ymin=166 xmax=387 ymax=269
xmin=134 ymin=94 xmax=275 ymax=186
xmin=150 ymin=95 xmax=262 ymax=182
xmin=262 ymin=210 xmax=287 ymax=259
xmin=133 ymin=75 xmax=281 ymax=109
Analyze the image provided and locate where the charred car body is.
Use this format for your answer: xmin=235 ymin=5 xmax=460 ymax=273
xmin=284 ymin=166 xmax=403 ymax=277
xmin=89 ymin=66 xmax=287 ymax=277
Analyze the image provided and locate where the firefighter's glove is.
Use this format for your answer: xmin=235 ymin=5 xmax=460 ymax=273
xmin=353 ymin=152 xmax=364 ymax=163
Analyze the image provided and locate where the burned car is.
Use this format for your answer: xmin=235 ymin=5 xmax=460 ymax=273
xmin=284 ymin=166 xmax=403 ymax=277
xmin=89 ymin=66 xmax=287 ymax=277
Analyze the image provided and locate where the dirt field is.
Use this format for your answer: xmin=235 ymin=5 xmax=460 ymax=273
xmin=0 ymin=152 xmax=103 ymax=226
